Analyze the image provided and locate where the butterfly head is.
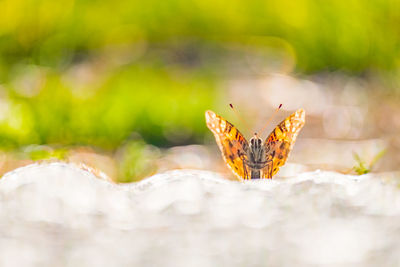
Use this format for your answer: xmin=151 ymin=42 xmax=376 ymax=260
xmin=249 ymin=133 xmax=263 ymax=149
xmin=248 ymin=133 xmax=264 ymax=165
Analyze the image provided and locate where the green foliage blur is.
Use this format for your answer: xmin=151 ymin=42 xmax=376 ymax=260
xmin=1 ymin=0 xmax=400 ymax=75
xmin=1 ymin=64 xmax=214 ymax=149
xmin=0 ymin=0 xmax=399 ymax=179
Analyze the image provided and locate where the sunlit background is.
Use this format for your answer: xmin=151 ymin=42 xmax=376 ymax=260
xmin=1 ymin=0 xmax=400 ymax=181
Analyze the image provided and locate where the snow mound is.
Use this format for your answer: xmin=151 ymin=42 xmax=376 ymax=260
xmin=0 ymin=162 xmax=399 ymax=267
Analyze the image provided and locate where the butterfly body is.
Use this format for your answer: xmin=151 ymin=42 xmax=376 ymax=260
xmin=245 ymin=135 xmax=267 ymax=179
xmin=205 ymin=109 xmax=305 ymax=180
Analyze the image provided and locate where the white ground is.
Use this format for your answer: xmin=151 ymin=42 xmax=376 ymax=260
xmin=0 ymin=163 xmax=399 ymax=267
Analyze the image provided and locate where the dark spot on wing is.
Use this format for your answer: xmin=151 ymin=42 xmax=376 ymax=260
xmin=269 ymin=133 xmax=276 ymax=142
xmin=280 ymin=142 xmax=287 ymax=149
xmin=228 ymin=141 xmax=233 ymax=148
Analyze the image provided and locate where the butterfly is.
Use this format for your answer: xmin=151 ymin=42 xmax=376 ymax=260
xmin=205 ymin=108 xmax=305 ymax=180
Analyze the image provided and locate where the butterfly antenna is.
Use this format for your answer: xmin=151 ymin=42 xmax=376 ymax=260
xmin=258 ymin=104 xmax=282 ymax=136
xmin=229 ymin=104 xmax=251 ymax=131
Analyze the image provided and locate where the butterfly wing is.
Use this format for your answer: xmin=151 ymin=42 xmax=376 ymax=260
xmin=262 ymin=108 xmax=305 ymax=178
xmin=205 ymin=110 xmax=250 ymax=180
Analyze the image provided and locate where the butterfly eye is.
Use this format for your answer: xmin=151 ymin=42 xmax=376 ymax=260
xmin=257 ymin=139 xmax=262 ymax=146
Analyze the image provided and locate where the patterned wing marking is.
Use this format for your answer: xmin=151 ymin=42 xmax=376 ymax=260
xmin=205 ymin=110 xmax=250 ymax=180
xmin=262 ymin=108 xmax=305 ymax=178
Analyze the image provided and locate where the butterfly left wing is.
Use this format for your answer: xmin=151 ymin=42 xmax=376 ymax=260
xmin=262 ymin=108 xmax=305 ymax=178
xmin=205 ymin=110 xmax=251 ymax=180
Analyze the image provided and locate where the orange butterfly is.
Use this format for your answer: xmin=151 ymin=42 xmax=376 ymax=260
xmin=205 ymin=108 xmax=305 ymax=180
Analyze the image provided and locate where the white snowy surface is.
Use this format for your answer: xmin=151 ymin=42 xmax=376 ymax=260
xmin=0 ymin=163 xmax=400 ymax=267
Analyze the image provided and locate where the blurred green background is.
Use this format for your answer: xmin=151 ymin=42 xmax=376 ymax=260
xmin=0 ymin=0 xmax=399 ymax=181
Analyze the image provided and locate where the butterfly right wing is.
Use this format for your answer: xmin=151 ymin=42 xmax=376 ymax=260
xmin=262 ymin=108 xmax=305 ymax=178
xmin=205 ymin=110 xmax=250 ymax=180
